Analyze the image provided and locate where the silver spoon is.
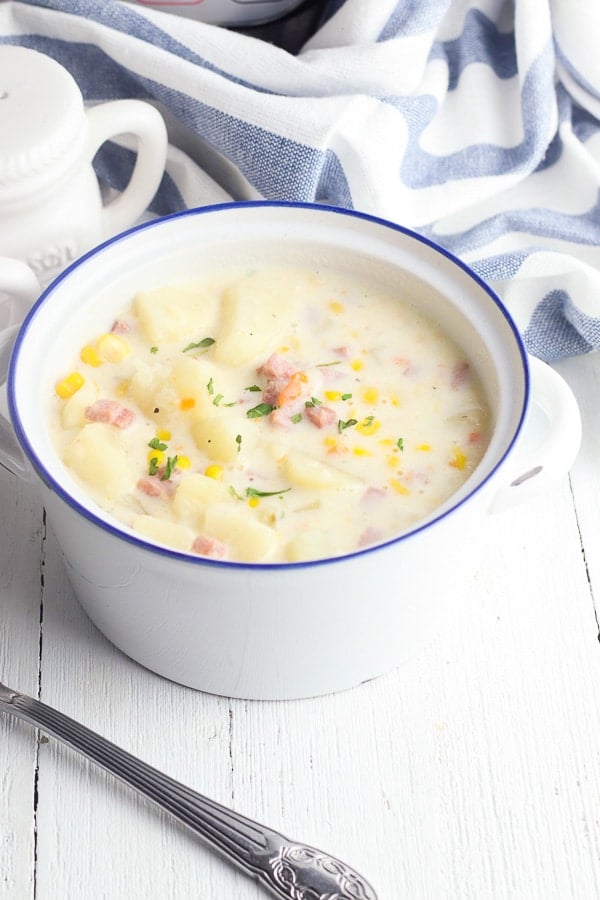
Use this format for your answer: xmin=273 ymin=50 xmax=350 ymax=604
xmin=0 ymin=681 xmax=378 ymax=899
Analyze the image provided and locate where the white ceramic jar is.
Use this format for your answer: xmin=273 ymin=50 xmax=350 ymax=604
xmin=129 ymin=0 xmax=306 ymax=26
xmin=0 ymin=46 xmax=168 ymax=287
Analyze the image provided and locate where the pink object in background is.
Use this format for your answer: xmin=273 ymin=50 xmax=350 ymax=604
xmin=130 ymin=0 xmax=306 ymax=26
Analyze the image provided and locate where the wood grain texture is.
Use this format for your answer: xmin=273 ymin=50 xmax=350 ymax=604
xmin=1 ymin=354 xmax=600 ymax=899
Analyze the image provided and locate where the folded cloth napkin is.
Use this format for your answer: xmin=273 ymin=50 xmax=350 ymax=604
xmin=1 ymin=0 xmax=600 ymax=361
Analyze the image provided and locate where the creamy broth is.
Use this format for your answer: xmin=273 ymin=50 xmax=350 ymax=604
xmin=50 ymin=265 xmax=490 ymax=562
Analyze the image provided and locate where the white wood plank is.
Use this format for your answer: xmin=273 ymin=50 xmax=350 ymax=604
xmin=0 ymin=469 xmax=45 ymax=900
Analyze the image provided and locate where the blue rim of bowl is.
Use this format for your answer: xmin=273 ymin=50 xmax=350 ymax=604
xmin=8 ymin=200 xmax=530 ymax=571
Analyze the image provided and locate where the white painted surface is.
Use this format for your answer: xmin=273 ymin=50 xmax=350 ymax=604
xmin=1 ymin=352 xmax=599 ymax=899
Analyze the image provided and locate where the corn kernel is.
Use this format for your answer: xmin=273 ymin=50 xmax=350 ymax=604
xmin=55 ymin=372 xmax=85 ymax=399
xmin=97 ymin=333 xmax=131 ymax=362
xmin=148 ymin=449 xmax=165 ymax=466
xmin=205 ymin=464 xmax=223 ymax=480
xmin=156 ymin=429 xmax=171 ymax=441
xmin=324 ymin=390 xmax=342 ymax=401
xmin=353 ymin=446 xmax=372 ymax=457
xmin=362 ymin=387 xmax=379 ymax=404
xmin=417 ymin=443 xmax=431 ymax=452
xmin=329 ymin=301 xmax=345 ymax=314
xmin=390 ymin=478 xmax=410 ymax=495
xmin=116 ymin=379 xmax=130 ymax=397
xmin=356 ymin=417 xmax=381 ymax=436
xmin=177 ymin=455 xmax=191 ymax=469
xmin=180 ymin=397 xmax=196 ymax=411
xmin=379 ymin=438 xmax=394 ymax=447
xmin=350 ymin=358 xmax=363 ymax=371
xmin=248 ymin=496 xmax=260 ymax=508
xmin=449 ymin=446 xmax=467 ymax=470
xmin=387 ymin=455 xmax=401 ymax=469
xmin=324 ymin=435 xmax=345 ymax=454
xmin=80 ymin=344 xmax=103 ymax=367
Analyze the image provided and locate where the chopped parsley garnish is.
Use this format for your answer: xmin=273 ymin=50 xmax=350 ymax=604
xmin=363 ymin=415 xmax=375 ymax=426
xmin=341 ymin=393 xmax=353 ymax=401
xmin=150 ymin=346 xmax=158 ymax=354
xmin=397 ymin=437 xmax=404 ymax=451
xmin=148 ymin=437 xmax=168 ymax=452
xmin=161 ymin=455 xmax=179 ymax=481
xmin=212 ymin=393 xmax=224 ymax=406
xmin=230 ymin=484 xmax=291 ymax=500
xmin=305 ymin=396 xmax=322 ymax=408
xmin=245 ymin=384 xmax=262 ymax=392
xmin=183 ymin=337 xmax=215 ymax=353
xmin=290 ymin=412 xmax=302 ymax=424
xmin=246 ymin=487 xmax=291 ymax=498
xmin=235 ymin=434 xmax=242 ymax=453
xmin=247 ymin=402 xmax=273 ymax=418
xmin=148 ymin=457 xmax=159 ymax=476
xmin=338 ymin=418 xmax=358 ymax=433
xmin=206 ymin=377 xmax=214 ymax=395
xmin=316 ymin=361 xmax=341 ymax=367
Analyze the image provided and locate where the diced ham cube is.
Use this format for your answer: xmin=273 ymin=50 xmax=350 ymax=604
xmin=257 ymin=353 xmax=296 ymax=380
xmin=136 ymin=470 xmax=179 ymax=498
xmin=191 ymin=534 xmax=227 ymax=559
xmin=137 ymin=475 xmax=166 ymax=498
xmin=362 ymin=486 xmax=387 ymax=506
xmin=305 ymin=405 xmax=336 ymax=429
xmin=110 ymin=319 xmax=130 ymax=334
xmin=269 ymin=408 xmax=295 ymax=429
xmin=258 ymin=354 xmax=306 ymax=409
xmin=263 ymin=378 xmax=288 ymax=406
xmin=358 ymin=526 xmax=384 ymax=548
xmin=85 ymin=399 xmax=135 ymax=428
xmin=450 ymin=361 xmax=470 ymax=390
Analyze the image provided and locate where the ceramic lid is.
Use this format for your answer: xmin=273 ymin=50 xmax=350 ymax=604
xmin=0 ymin=45 xmax=87 ymax=199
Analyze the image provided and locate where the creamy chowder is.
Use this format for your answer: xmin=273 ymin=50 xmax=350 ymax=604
xmin=50 ymin=265 xmax=490 ymax=562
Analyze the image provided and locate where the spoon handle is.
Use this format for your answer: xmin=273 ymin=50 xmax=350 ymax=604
xmin=0 ymin=682 xmax=377 ymax=899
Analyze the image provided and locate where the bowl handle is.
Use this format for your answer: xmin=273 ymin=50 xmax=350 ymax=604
xmin=488 ymin=355 xmax=582 ymax=514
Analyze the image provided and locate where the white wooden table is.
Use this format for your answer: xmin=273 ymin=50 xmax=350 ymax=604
xmin=1 ymin=351 xmax=600 ymax=900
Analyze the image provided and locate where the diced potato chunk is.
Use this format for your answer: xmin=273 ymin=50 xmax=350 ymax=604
xmin=131 ymin=514 xmax=195 ymax=552
xmin=128 ymin=361 xmax=177 ymax=420
xmin=134 ymin=283 xmax=219 ymax=344
xmin=212 ymin=270 xmax=301 ymax=365
xmin=170 ymin=357 xmax=231 ymax=420
xmin=191 ymin=416 xmax=256 ymax=463
xmin=172 ymin=473 xmax=233 ymax=529
xmin=60 ymin=380 xmax=99 ymax=429
xmin=63 ymin=423 xmax=136 ymax=500
xmin=282 ymin=450 xmax=363 ymax=491
xmin=203 ymin=503 xmax=278 ymax=562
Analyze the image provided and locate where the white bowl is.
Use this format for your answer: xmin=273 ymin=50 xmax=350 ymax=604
xmin=2 ymin=202 xmax=581 ymax=699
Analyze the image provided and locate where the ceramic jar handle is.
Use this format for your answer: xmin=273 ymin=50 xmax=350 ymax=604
xmin=488 ymin=355 xmax=582 ymax=514
xmin=85 ymin=100 xmax=168 ymax=237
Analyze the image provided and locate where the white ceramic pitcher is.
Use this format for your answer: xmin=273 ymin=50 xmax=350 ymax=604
xmin=0 ymin=45 xmax=168 ymax=286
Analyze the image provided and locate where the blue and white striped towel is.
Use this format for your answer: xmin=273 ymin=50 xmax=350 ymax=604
xmin=2 ymin=0 xmax=600 ymax=361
